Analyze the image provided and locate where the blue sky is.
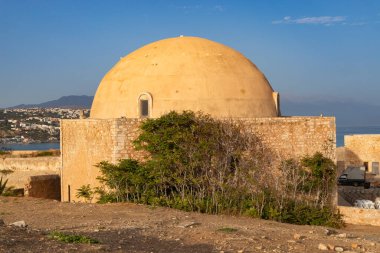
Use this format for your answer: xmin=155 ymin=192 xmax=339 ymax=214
xmin=0 ymin=0 xmax=379 ymax=108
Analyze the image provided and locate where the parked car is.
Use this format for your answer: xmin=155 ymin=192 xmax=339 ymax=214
xmin=338 ymin=166 xmax=366 ymax=187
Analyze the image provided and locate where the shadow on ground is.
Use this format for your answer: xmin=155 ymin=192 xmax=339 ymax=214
xmin=0 ymin=226 xmax=215 ymax=253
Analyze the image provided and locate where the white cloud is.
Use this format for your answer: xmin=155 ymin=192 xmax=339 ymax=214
xmin=273 ymin=16 xmax=346 ymax=25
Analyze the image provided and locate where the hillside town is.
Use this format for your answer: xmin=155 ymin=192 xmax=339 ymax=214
xmin=0 ymin=108 xmax=90 ymax=144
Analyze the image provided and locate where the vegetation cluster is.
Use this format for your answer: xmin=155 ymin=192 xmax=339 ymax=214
xmin=0 ymin=169 xmax=15 ymax=196
xmin=49 ymin=231 xmax=99 ymax=244
xmin=78 ymin=111 xmax=343 ymax=227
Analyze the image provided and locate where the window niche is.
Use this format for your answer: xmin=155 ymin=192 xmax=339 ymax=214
xmin=372 ymin=162 xmax=379 ymax=175
xmin=137 ymin=92 xmax=152 ymax=118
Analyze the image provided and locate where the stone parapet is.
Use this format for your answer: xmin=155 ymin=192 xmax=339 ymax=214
xmin=0 ymin=157 xmax=60 ymax=188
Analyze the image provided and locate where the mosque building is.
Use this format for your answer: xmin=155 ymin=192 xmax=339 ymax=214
xmin=60 ymin=36 xmax=336 ymax=202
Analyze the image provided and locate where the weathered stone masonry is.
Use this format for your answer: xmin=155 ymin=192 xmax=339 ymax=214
xmin=240 ymin=117 xmax=336 ymax=160
xmin=61 ymin=116 xmax=335 ymax=202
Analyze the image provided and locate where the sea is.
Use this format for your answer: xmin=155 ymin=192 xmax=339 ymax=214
xmin=0 ymin=142 xmax=60 ymax=151
xmin=1 ymin=126 xmax=380 ymax=150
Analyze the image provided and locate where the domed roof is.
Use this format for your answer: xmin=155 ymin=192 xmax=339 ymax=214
xmin=90 ymin=36 xmax=280 ymax=119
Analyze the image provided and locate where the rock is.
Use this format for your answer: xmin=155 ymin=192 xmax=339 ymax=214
xmin=237 ymin=250 xmax=244 ymax=253
xmin=351 ymin=243 xmax=359 ymax=249
xmin=10 ymin=220 xmax=27 ymax=228
xmin=370 ymin=242 xmax=376 ymax=246
xmin=327 ymin=244 xmax=335 ymax=250
xmin=0 ymin=219 xmax=5 ymax=226
xmin=177 ymin=221 xmax=199 ymax=228
xmin=325 ymin=229 xmax=337 ymax=236
xmin=318 ymin=243 xmax=328 ymax=251
xmin=260 ymin=236 xmax=267 ymax=239
xmin=336 ymin=233 xmax=347 ymax=238
xmin=334 ymin=246 xmax=344 ymax=252
xmin=293 ymin=233 xmax=305 ymax=240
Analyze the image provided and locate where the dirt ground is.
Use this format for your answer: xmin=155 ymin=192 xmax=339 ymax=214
xmin=0 ymin=197 xmax=379 ymax=253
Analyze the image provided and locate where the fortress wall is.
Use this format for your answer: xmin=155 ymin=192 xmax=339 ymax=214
xmin=61 ymin=116 xmax=335 ymax=202
xmin=0 ymin=157 xmax=60 ymax=188
xmin=344 ymin=135 xmax=380 ymax=173
xmin=60 ymin=118 xmax=146 ymax=202
xmin=240 ymin=116 xmax=336 ymax=161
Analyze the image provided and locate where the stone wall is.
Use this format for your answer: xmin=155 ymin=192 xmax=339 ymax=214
xmin=25 ymin=175 xmax=61 ymax=200
xmin=61 ymin=116 xmax=335 ymax=202
xmin=60 ymin=118 xmax=146 ymax=202
xmin=0 ymin=157 xmax=61 ymax=188
xmin=240 ymin=116 xmax=336 ymax=161
xmin=344 ymin=135 xmax=380 ymax=173
xmin=339 ymin=206 xmax=380 ymax=226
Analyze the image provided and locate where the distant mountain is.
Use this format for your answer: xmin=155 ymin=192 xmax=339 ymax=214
xmin=9 ymin=95 xmax=94 ymax=109
xmin=281 ymin=98 xmax=380 ymax=127
xmin=8 ymin=95 xmax=380 ymax=127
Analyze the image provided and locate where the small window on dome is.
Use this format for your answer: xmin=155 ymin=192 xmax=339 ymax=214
xmin=140 ymin=99 xmax=149 ymax=117
xmin=138 ymin=92 xmax=152 ymax=118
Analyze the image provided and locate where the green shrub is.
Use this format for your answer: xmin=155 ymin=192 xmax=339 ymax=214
xmin=280 ymin=202 xmax=344 ymax=227
xmin=76 ymin=184 xmax=94 ymax=203
xmin=95 ymin=111 xmax=343 ymax=228
xmin=49 ymin=231 xmax=99 ymax=244
xmin=0 ymin=177 xmax=9 ymax=195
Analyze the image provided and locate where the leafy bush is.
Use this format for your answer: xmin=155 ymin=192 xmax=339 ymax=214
xmin=49 ymin=231 xmax=99 ymax=244
xmin=0 ymin=177 xmax=9 ymax=195
xmin=96 ymin=159 xmax=146 ymax=203
xmin=0 ymin=176 xmax=15 ymax=196
xmin=76 ymin=184 xmax=94 ymax=203
xmin=96 ymin=111 xmax=343 ymax=228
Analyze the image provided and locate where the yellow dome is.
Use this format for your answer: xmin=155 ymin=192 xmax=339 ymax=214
xmin=90 ymin=36 xmax=280 ymax=119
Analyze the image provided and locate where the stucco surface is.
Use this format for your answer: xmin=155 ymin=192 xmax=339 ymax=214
xmin=91 ymin=36 xmax=279 ymax=119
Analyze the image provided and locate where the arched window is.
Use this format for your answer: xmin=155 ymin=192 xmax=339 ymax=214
xmin=137 ymin=92 xmax=153 ymax=118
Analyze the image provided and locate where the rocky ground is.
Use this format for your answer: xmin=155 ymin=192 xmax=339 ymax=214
xmin=0 ymin=197 xmax=380 ymax=253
